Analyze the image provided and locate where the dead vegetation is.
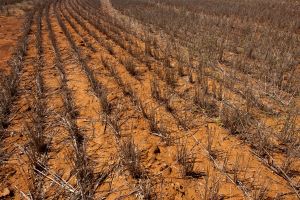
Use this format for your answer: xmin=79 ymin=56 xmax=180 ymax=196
xmin=0 ymin=0 xmax=299 ymax=199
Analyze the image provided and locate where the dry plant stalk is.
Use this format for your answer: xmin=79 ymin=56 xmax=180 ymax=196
xmin=120 ymin=137 xmax=144 ymax=179
xmin=137 ymin=178 xmax=155 ymax=200
xmin=151 ymin=76 xmax=161 ymax=101
xmin=220 ymin=103 xmax=251 ymax=135
xmin=206 ymin=126 xmax=217 ymax=159
xmin=122 ymin=58 xmax=139 ymax=77
xmin=164 ymin=66 xmax=177 ymax=88
xmin=100 ymin=88 xmax=112 ymax=115
xmin=176 ymin=142 xmax=198 ymax=178
xmin=203 ymin=169 xmax=221 ymax=200
xmin=194 ymin=83 xmax=218 ymax=117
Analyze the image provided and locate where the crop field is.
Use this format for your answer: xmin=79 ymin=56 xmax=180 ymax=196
xmin=0 ymin=0 xmax=299 ymax=199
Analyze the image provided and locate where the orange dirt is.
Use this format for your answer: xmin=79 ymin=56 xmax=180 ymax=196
xmin=0 ymin=15 xmax=23 ymax=74
xmin=0 ymin=0 xmax=299 ymax=199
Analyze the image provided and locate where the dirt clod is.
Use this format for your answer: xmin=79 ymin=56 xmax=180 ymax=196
xmin=0 ymin=188 xmax=10 ymax=198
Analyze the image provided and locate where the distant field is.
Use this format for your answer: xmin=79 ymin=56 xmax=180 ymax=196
xmin=0 ymin=0 xmax=33 ymax=16
xmin=0 ymin=0 xmax=23 ymax=6
xmin=0 ymin=0 xmax=299 ymax=199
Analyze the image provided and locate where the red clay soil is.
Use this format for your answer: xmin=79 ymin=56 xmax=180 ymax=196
xmin=0 ymin=0 xmax=299 ymax=199
xmin=0 ymin=16 xmax=24 ymax=74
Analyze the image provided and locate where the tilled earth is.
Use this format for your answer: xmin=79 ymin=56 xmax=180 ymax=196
xmin=0 ymin=0 xmax=299 ymax=199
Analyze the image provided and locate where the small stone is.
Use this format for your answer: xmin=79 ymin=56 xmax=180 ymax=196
xmin=0 ymin=188 xmax=10 ymax=198
xmin=236 ymin=47 xmax=244 ymax=54
xmin=169 ymin=60 xmax=177 ymax=68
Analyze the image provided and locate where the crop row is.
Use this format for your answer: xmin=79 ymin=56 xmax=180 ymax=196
xmin=62 ymin=0 xmax=298 ymax=197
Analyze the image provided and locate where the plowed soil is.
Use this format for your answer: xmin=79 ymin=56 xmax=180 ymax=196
xmin=0 ymin=0 xmax=299 ymax=199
